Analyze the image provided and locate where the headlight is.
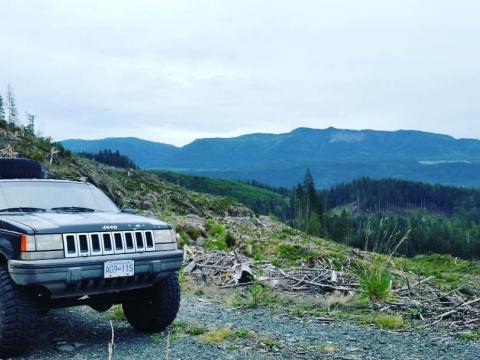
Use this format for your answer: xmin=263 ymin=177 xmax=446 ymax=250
xmin=153 ymin=229 xmax=176 ymax=244
xmin=35 ymin=234 xmax=64 ymax=251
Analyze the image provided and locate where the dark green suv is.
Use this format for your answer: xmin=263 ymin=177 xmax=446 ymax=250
xmin=0 ymin=159 xmax=182 ymax=357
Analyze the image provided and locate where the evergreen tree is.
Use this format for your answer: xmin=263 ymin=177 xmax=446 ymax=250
xmin=6 ymin=84 xmax=18 ymax=128
xmin=302 ymin=168 xmax=319 ymax=233
xmin=308 ymin=211 xmax=322 ymax=235
xmin=0 ymin=95 xmax=5 ymax=124
xmin=25 ymin=112 xmax=35 ymax=134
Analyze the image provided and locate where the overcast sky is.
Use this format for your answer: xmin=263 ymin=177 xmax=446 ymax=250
xmin=1 ymin=1 xmax=479 ymax=146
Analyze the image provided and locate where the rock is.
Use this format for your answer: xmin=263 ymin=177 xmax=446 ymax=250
xmin=141 ymin=201 xmax=152 ymax=210
xmin=57 ymin=343 xmax=76 ymax=352
xmin=195 ymin=236 xmax=206 ymax=246
xmin=346 ymin=347 xmax=362 ymax=353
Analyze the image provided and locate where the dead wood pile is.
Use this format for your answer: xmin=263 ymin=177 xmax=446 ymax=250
xmin=183 ymin=245 xmax=359 ymax=293
xmin=380 ymin=273 xmax=480 ymax=330
xmin=183 ymin=246 xmax=480 ymax=330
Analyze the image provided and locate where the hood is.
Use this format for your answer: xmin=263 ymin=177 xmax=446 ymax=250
xmin=0 ymin=212 xmax=171 ymax=234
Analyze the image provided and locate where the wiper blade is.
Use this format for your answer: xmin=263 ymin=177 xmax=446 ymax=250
xmin=0 ymin=207 xmax=47 ymax=213
xmin=51 ymin=206 xmax=97 ymax=213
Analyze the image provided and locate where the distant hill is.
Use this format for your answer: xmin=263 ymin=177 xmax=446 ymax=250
xmin=62 ymin=137 xmax=178 ymax=169
xmin=62 ymin=127 xmax=480 ymax=188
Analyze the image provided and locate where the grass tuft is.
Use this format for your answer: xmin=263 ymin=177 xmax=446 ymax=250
xmin=151 ymin=334 xmax=163 ymax=343
xmin=316 ymin=343 xmax=337 ymax=353
xmin=172 ymin=320 xmax=188 ymax=329
xmin=186 ymin=326 xmax=207 ymax=336
xmin=360 ymin=264 xmax=392 ymax=301
xmin=107 ymin=305 xmax=126 ymax=321
xmin=457 ymin=329 xmax=480 ymax=341
xmin=362 ymin=314 xmax=405 ymax=329
xmin=233 ymin=328 xmax=250 ymax=338
xmin=231 ymin=284 xmax=291 ymax=309
xmin=199 ymin=327 xmax=233 ymax=343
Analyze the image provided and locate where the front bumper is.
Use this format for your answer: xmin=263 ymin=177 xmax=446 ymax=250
xmin=8 ymin=250 xmax=183 ymax=298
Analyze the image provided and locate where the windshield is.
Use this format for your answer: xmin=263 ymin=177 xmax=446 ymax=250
xmin=0 ymin=181 xmax=119 ymax=212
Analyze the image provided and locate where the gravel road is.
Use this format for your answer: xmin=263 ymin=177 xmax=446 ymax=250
xmin=20 ymin=296 xmax=480 ymax=360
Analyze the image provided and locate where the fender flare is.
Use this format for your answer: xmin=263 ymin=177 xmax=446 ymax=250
xmin=0 ymin=238 xmax=15 ymax=263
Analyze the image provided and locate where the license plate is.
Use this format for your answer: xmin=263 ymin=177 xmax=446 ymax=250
xmin=104 ymin=260 xmax=135 ymax=278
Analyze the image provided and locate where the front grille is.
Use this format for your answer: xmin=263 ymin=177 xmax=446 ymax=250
xmin=63 ymin=230 xmax=155 ymax=258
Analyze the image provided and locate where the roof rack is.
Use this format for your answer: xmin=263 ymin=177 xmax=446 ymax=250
xmin=0 ymin=158 xmax=48 ymax=179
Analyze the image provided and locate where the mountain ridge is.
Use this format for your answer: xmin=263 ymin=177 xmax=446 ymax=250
xmin=61 ymin=127 xmax=480 ymax=188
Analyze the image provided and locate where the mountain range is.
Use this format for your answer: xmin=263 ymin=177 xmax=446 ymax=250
xmin=62 ymin=127 xmax=480 ymax=188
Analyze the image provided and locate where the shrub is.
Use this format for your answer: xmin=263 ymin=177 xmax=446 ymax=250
xmin=225 ymin=231 xmax=236 ymax=248
xmin=248 ymin=284 xmax=265 ymax=308
xmin=179 ymin=232 xmax=191 ymax=247
xmin=204 ymin=221 xmax=235 ymax=250
xmin=218 ymin=197 xmax=236 ymax=213
xmin=186 ymin=227 xmax=201 ymax=241
xmin=205 ymin=236 xmax=228 ymax=251
xmin=206 ymin=221 xmax=225 ymax=237
xmin=278 ymin=244 xmax=308 ymax=261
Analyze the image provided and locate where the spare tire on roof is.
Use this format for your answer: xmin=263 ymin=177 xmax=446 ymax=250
xmin=0 ymin=158 xmax=48 ymax=179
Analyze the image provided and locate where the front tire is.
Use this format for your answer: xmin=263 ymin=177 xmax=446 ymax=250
xmin=0 ymin=267 xmax=36 ymax=358
xmin=90 ymin=302 xmax=113 ymax=313
xmin=123 ymin=273 xmax=180 ymax=332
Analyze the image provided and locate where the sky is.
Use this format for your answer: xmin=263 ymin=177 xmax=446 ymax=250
xmin=0 ymin=0 xmax=479 ymax=146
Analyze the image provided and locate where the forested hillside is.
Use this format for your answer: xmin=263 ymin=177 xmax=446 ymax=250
xmin=62 ymin=137 xmax=178 ymax=168
xmin=324 ymin=178 xmax=480 ymax=216
xmin=149 ymin=168 xmax=480 ymax=260
xmin=285 ymin=176 xmax=480 ymax=259
xmin=150 ymin=170 xmax=286 ymax=215
xmin=80 ymin=149 xmax=138 ymax=169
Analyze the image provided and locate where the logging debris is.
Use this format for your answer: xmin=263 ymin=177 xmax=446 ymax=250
xmin=183 ymin=246 xmax=480 ymax=330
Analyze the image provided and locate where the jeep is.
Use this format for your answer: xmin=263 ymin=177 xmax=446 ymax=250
xmin=0 ymin=159 xmax=183 ymax=357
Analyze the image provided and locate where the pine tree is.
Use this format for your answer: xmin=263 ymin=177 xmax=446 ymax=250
xmin=6 ymin=84 xmax=18 ymax=128
xmin=25 ymin=112 xmax=35 ymax=134
xmin=302 ymin=168 xmax=317 ymax=233
xmin=0 ymin=95 xmax=5 ymax=124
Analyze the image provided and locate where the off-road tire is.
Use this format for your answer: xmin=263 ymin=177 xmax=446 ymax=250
xmin=123 ymin=273 xmax=180 ymax=332
xmin=0 ymin=267 xmax=36 ymax=358
xmin=89 ymin=302 xmax=113 ymax=313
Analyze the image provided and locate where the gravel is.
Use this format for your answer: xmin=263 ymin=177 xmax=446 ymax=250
xmin=20 ymin=296 xmax=480 ymax=360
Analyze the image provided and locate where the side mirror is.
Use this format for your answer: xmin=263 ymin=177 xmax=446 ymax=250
xmin=121 ymin=208 xmax=138 ymax=214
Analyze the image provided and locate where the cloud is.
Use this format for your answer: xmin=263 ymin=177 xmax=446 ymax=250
xmin=1 ymin=0 xmax=479 ymax=145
